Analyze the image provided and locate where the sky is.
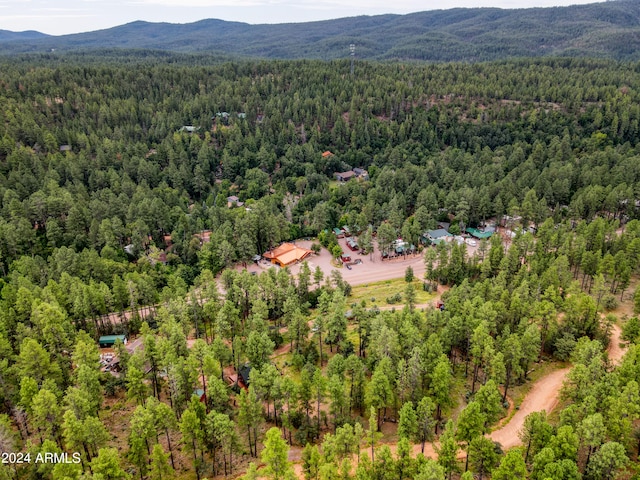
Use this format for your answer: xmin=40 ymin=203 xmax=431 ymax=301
xmin=0 ymin=0 xmax=602 ymax=36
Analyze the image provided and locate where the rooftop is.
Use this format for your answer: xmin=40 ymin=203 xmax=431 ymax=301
xmin=466 ymin=227 xmax=494 ymax=239
xmin=426 ymin=229 xmax=452 ymax=239
xmin=263 ymin=242 xmax=313 ymax=266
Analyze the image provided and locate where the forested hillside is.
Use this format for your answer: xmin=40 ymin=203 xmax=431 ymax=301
xmin=1 ymin=1 xmax=640 ymax=61
xmin=1 ymin=54 xmax=640 ymax=480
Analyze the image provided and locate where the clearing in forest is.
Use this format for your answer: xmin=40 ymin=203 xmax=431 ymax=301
xmin=347 ymin=277 xmax=436 ymax=307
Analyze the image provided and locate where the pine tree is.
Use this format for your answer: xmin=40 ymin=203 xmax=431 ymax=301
xmin=456 ymin=402 xmax=486 ymax=472
xmin=436 ymin=420 xmax=459 ymax=480
xmin=149 ymin=444 xmax=175 ymax=480
xmin=91 ymin=448 xmax=130 ymax=480
xmin=492 ymin=448 xmax=527 ymax=480
xmin=261 ymin=427 xmax=294 ymax=480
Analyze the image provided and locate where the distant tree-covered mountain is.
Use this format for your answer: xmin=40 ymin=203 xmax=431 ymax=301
xmin=0 ymin=29 xmax=49 ymax=42
xmin=1 ymin=0 xmax=640 ymax=61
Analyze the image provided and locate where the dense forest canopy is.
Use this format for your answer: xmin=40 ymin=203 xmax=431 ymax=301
xmin=0 ymin=53 xmax=640 ymax=480
xmin=1 ymin=55 xmax=639 ymax=279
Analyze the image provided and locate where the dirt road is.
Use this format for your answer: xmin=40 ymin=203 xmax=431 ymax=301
xmin=607 ymin=322 xmax=625 ymax=365
xmin=489 ymin=323 xmax=626 ymax=449
xmin=288 ymin=323 xmax=628 ymax=474
xmin=488 ymin=367 xmax=571 ymax=449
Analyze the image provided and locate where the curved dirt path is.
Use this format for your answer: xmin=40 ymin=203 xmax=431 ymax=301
xmin=490 ymin=323 xmax=625 ymax=449
xmin=607 ymin=322 xmax=625 ymax=365
xmin=488 ymin=366 xmax=571 ymax=449
xmin=287 ymin=324 xmax=627 ymax=478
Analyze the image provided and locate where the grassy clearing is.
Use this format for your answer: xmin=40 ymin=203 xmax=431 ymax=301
xmin=347 ymin=277 xmax=436 ymax=308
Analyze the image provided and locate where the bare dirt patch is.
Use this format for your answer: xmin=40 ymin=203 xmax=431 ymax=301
xmin=489 ymin=366 xmax=571 ymax=449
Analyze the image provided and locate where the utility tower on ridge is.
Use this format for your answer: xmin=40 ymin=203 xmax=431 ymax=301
xmin=350 ymin=44 xmax=356 ymax=76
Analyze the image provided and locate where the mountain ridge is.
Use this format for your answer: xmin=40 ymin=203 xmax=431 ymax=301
xmin=1 ymin=1 xmax=639 ymax=61
xmin=0 ymin=29 xmax=49 ymax=42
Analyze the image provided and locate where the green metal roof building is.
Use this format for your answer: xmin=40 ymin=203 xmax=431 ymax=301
xmin=466 ymin=228 xmax=494 ymax=239
xmin=98 ymin=335 xmax=127 ymax=348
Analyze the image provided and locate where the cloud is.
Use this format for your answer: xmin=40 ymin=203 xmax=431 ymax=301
xmin=128 ymin=0 xmax=402 ymax=7
xmin=40 ymin=7 xmax=88 ymax=11
xmin=0 ymin=13 xmax=94 ymax=19
xmin=127 ymin=0 xmax=263 ymax=6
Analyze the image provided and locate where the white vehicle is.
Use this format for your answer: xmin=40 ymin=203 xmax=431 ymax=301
xmin=465 ymin=238 xmax=477 ymax=247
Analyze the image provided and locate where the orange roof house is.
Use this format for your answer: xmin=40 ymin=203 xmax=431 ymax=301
xmin=263 ymin=243 xmax=313 ymax=267
xmin=322 ymin=151 xmax=333 ymax=158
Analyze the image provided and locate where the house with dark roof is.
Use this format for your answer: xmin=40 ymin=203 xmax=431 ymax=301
xmin=425 ymin=229 xmax=452 ymax=245
xmin=335 ymin=171 xmax=356 ymax=182
xmin=353 ymin=168 xmax=369 ymax=180
xmin=239 ymin=364 xmax=252 ymax=387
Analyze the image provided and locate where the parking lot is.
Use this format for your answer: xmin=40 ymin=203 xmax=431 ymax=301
xmin=241 ymin=232 xmax=486 ymax=288
xmin=241 ymin=238 xmax=423 ymax=286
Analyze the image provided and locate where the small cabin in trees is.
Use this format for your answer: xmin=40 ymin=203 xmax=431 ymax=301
xmin=239 ymin=364 xmax=252 ymax=387
xmin=193 ymin=389 xmax=206 ymax=403
xmin=335 ymin=171 xmax=356 ymax=182
xmin=227 ymin=196 xmax=244 ymax=208
xmin=353 ymin=168 xmax=369 ymax=180
xmin=425 ymin=229 xmax=452 ymax=245
xmin=346 ymin=238 xmax=359 ymax=251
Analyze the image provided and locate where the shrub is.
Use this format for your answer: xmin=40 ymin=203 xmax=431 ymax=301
xmin=602 ymin=294 xmax=618 ymax=311
xmin=386 ymin=292 xmax=403 ymax=304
